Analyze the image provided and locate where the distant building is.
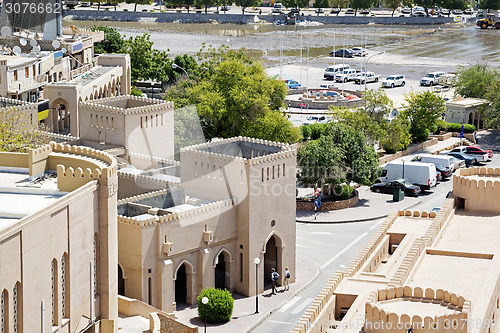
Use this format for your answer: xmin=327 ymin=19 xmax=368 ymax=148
xmin=446 ymin=96 xmax=489 ymax=130
xmin=294 ymin=166 xmax=500 ymax=333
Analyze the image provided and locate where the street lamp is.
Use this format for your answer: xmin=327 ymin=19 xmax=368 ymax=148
xmin=172 ymin=63 xmax=189 ymax=79
xmin=254 ymin=257 xmax=260 ymax=314
xmin=201 ymin=296 xmax=209 ymax=333
xmin=401 ymin=158 xmax=406 ymax=180
xmin=363 ymin=51 xmax=385 ymax=103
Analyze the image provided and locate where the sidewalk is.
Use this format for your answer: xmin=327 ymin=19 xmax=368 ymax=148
xmin=174 ymin=254 xmax=319 ymax=333
xmin=297 ymin=186 xmax=420 ymax=223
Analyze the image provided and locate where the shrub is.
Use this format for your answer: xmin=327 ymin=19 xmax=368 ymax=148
xmin=197 ymin=288 xmax=234 ymax=323
xmin=333 ymin=184 xmax=354 ymax=200
xmin=436 ymin=121 xmax=476 ymax=133
xmin=300 ymin=125 xmax=312 ymax=140
xmin=123 ymin=8 xmax=128 ymax=11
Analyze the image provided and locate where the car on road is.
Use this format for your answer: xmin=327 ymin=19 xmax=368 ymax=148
xmin=323 ymin=64 xmax=351 ymax=80
xmin=354 ymin=72 xmax=380 ymax=84
xmin=329 ymin=49 xmax=354 ymax=58
xmin=441 ymin=8 xmax=450 ymax=15
xmin=359 ymin=9 xmax=370 ymax=15
xmin=412 ymin=11 xmax=427 ymax=16
xmin=401 ymin=7 xmax=411 ymax=14
xmin=303 ymin=116 xmax=327 ymax=125
xmin=315 ymin=8 xmax=324 ymax=14
xmin=420 ymin=72 xmax=446 ymax=86
xmin=286 ymin=79 xmax=301 ymax=89
xmin=450 ymin=146 xmax=489 ymax=162
xmin=81 ymin=1 xmax=92 ymax=6
xmin=330 ymin=7 xmax=341 ymax=14
xmin=466 ymin=145 xmax=493 ymax=160
xmin=451 ymin=9 xmax=463 ymax=14
xmin=435 ymin=164 xmax=453 ymax=179
xmin=381 ymin=75 xmax=406 ymax=88
xmin=290 ymin=7 xmax=300 ymax=14
xmin=441 ymin=151 xmax=477 ymax=166
xmin=351 ymin=47 xmax=368 ymax=57
xmin=335 ymin=69 xmax=358 ymax=82
xmin=272 ymin=3 xmax=283 ymax=13
xmin=463 ymin=8 xmax=473 ymax=14
xmin=345 ymin=8 xmax=355 ymax=15
xmin=370 ymin=179 xmax=421 ymax=197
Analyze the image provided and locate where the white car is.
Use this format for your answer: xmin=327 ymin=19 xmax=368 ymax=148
xmin=381 ymin=75 xmax=406 ymax=88
xmin=353 ymin=72 xmax=380 ymax=84
xmin=335 ymin=69 xmax=358 ymax=82
xmin=420 ymin=72 xmax=445 ymax=86
xmin=351 ymin=47 xmax=367 ymax=57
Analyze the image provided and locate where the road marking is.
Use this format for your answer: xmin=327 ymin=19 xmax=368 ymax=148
xmin=278 ymin=296 xmax=301 ymax=313
xmin=290 ymin=297 xmax=314 ymax=315
xmin=267 ymin=320 xmax=296 ymax=326
xmin=369 ymin=220 xmax=384 ymax=230
xmin=320 ymin=232 xmax=368 ymax=270
xmin=308 ymin=231 xmax=335 ymax=235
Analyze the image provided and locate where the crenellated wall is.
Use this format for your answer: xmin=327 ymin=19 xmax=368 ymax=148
xmin=453 ymin=167 xmax=500 ymax=213
xmin=365 ymin=286 xmax=470 ymax=333
xmin=79 ymin=95 xmax=174 ymax=116
xmin=117 ymin=170 xmax=180 ymax=199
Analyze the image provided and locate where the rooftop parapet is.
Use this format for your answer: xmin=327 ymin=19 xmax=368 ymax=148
xmin=79 ymin=95 xmax=174 ymax=116
xmin=453 ymin=167 xmax=500 ymax=213
xmin=365 ymin=286 xmax=470 ymax=333
xmin=180 ymin=136 xmax=296 ymax=166
xmin=117 ymin=170 xmax=180 ymax=187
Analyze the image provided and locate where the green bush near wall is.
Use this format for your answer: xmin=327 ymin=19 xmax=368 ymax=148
xmin=197 ymin=288 xmax=234 ymax=323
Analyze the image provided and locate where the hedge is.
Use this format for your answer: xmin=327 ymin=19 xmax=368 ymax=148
xmin=197 ymin=288 xmax=234 ymax=323
xmin=436 ymin=121 xmax=476 ymax=133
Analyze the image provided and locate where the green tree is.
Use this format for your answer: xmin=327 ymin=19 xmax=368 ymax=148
xmin=484 ymin=78 xmax=500 ymax=128
xmin=130 ymin=0 xmax=152 ymax=11
xmin=453 ymin=63 xmax=498 ymax=99
xmin=90 ymin=26 xmax=125 ymax=54
xmin=479 ymin=0 xmax=500 ymax=9
xmin=314 ymin=0 xmax=329 ymax=7
xmin=350 ymin=0 xmax=374 ymax=15
xmin=243 ymin=111 xmax=301 ymax=144
xmin=234 ymin=0 xmax=258 ymax=13
xmin=380 ymin=116 xmax=412 ymax=153
xmin=402 ymin=91 xmax=446 ymax=142
xmin=0 ymin=107 xmax=44 ymax=152
xmin=125 ymin=34 xmax=155 ymax=82
xmin=384 ymin=0 xmax=402 ymax=16
xmin=329 ymin=0 xmax=349 ymax=13
xmin=297 ymin=123 xmax=380 ymax=189
xmin=283 ymin=0 xmax=310 ymax=7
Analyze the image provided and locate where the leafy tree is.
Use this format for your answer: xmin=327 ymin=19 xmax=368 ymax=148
xmin=297 ymin=123 xmax=380 ymax=188
xmin=401 ymin=91 xmax=446 ymax=142
xmin=380 ymin=116 xmax=412 ymax=153
xmin=195 ymin=0 xmax=217 ymax=13
xmin=350 ymin=0 xmax=374 ymax=15
xmin=90 ymin=26 xmax=125 ymax=54
xmin=314 ymin=0 xmax=330 ymax=8
xmin=130 ymin=0 xmax=152 ymax=11
xmin=130 ymin=86 xmax=144 ymax=96
xmin=384 ymin=0 xmax=402 ymax=16
xmin=125 ymin=34 xmax=155 ymax=82
xmin=479 ymin=0 xmax=500 ymax=9
xmin=453 ymin=63 xmax=498 ymax=99
xmin=243 ymin=111 xmax=301 ymax=144
xmin=484 ymin=78 xmax=500 ymax=128
xmin=329 ymin=0 xmax=350 ymax=13
xmin=283 ymin=0 xmax=309 ymax=7
xmin=0 ymin=107 xmax=44 ymax=152
xmin=234 ymin=0 xmax=259 ymax=13
xmin=197 ymin=288 xmax=234 ymax=323
xmin=364 ymin=88 xmax=393 ymax=123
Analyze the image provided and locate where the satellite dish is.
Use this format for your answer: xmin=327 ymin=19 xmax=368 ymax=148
xmin=20 ymin=38 xmax=27 ymax=46
xmin=33 ymin=46 xmax=41 ymax=54
xmin=52 ymin=40 xmax=61 ymax=49
xmin=29 ymin=39 xmax=38 ymax=47
xmin=1 ymin=26 xmax=12 ymax=37
xmin=12 ymin=46 xmax=21 ymax=56
xmin=61 ymin=48 xmax=67 ymax=54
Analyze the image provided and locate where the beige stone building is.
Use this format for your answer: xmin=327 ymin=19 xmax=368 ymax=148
xmin=293 ymin=166 xmax=500 ymax=333
xmin=446 ymin=96 xmax=489 ymax=130
xmin=117 ymin=137 xmax=297 ymax=312
xmin=0 ymin=142 xmax=118 ymax=333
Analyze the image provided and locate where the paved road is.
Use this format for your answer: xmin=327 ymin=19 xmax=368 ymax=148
xmin=253 ymin=153 xmax=500 ymax=332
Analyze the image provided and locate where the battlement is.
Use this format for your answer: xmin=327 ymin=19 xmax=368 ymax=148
xmin=118 ymin=170 xmax=180 ymax=188
xmin=365 ymin=286 xmax=470 ymax=332
xmin=37 ymin=131 xmax=79 ymax=143
xmin=79 ymin=95 xmax=174 ymax=116
xmin=453 ymin=167 xmax=500 ymax=213
xmin=128 ymin=152 xmax=180 ymax=167
xmin=0 ymin=97 xmax=38 ymax=115
xmin=180 ymin=136 xmax=296 ymax=166
xmin=51 ymin=142 xmax=116 ymax=173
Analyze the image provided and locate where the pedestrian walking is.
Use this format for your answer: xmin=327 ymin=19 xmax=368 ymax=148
xmin=271 ymin=268 xmax=279 ymax=295
xmin=474 ymin=132 xmax=479 ymax=144
xmin=283 ymin=267 xmax=290 ymax=291
xmin=259 ymin=9 xmax=262 ymax=15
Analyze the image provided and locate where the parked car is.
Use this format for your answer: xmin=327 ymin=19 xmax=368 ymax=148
xmin=354 ymin=72 xmax=380 ymax=84
xmin=329 ymin=49 xmax=354 ymax=58
xmin=324 ymin=64 xmax=351 ymax=80
xmin=359 ymin=9 xmax=370 ymax=15
xmin=450 ymin=146 xmax=489 ymax=162
xmin=463 ymin=8 xmax=473 ymax=14
xmin=379 ymin=161 xmax=437 ymax=190
xmin=81 ymin=1 xmax=92 ymax=6
xmin=412 ymin=11 xmax=427 ymax=16
xmin=286 ymin=79 xmax=301 ymax=89
xmin=420 ymin=72 xmax=446 ymax=86
xmin=411 ymin=154 xmax=457 ymax=172
xmin=315 ymin=8 xmax=324 ymax=13
xmin=290 ymin=7 xmax=300 ymax=14
xmin=381 ymin=75 xmax=406 ymax=88
xmin=447 ymin=155 xmax=466 ymax=169
xmin=451 ymin=9 xmax=463 ymax=14
xmin=304 ymin=116 xmax=326 ymax=125
xmin=272 ymin=3 xmax=283 ymax=13
xmin=441 ymin=151 xmax=476 ymax=166
xmin=441 ymin=8 xmax=450 ymax=15
xmin=351 ymin=47 xmax=368 ymax=57
xmin=401 ymin=7 xmax=412 ymax=14
xmin=335 ymin=69 xmax=358 ymax=82
xmin=466 ymin=145 xmax=493 ymax=160
xmin=345 ymin=8 xmax=355 ymax=15
xmin=370 ymin=179 xmax=421 ymax=197
xmin=330 ymin=7 xmax=341 ymax=14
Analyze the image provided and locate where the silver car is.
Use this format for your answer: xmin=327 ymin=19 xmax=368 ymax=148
xmin=420 ymin=72 xmax=445 ymax=86
xmin=382 ymin=75 xmax=406 ymax=88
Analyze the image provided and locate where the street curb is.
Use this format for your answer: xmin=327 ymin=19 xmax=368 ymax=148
xmin=244 ymin=256 xmax=321 ymax=333
xmin=295 ymin=200 xmax=421 ymax=224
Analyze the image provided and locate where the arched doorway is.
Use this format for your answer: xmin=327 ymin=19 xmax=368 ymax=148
xmin=118 ymin=265 xmax=125 ymax=296
xmin=175 ymin=264 xmax=187 ymax=304
xmin=215 ymin=252 xmax=226 ymax=290
xmin=264 ymin=234 xmax=281 ymax=289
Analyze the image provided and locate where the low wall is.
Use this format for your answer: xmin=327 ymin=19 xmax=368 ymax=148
xmin=150 ymin=312 xmax=197 ymax=333
xmin=378 ymin=138 xmax=438 ymax=165
xmin=63 ymin=9 xmax=454 ymax=25
xmin=429 ymin=131 xmax=452 ymax=141
xmin=296 ymin=190 xmax=359 ymax=211
xmin=0 ymin=151 xmax=29 ymax=168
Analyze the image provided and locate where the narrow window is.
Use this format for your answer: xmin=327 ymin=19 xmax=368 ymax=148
xmin=147 ymin=277 xmax=152 ymax=305
xmin=241 ymin=170 xmax=243 ymax=184
xmin=33 ymin=65 xmax=36 ymax=76
xmin=100 ymin=116 xmax=103 ymax=129
xmin=272 ymin=166 xmax=275 ymax=179
xmin=267 ymin=167 xmax=269 ymax=181
xmin=106 ymin=116 xmax=109 ymax=129
xmin=150 ymin=115 xmax=153 ymax=127
xmin=140 ymin=116 xmax=143 ymax=128
xmin=52 ymin=259 xmax=58 ymax=326
xmin=194 ymin=162 xmax=198 ymax=176
xmin=111 ymin=117 xmax=114 ymax=130
xmin=161 ymin=114 xmax=164 ymax=126
xmin=156 ymin=114 xmax=158 ymax=126
xmin=200 ymin=163 xmax=204 ymax=177
xmin=240 ymin=253 xmax=243 ymax=283
xmin=219 ymin=166 xmax=223 ymax=180
xmin=14 ymin=70 xmax=18 ymax=81
xmin=283 ymin=163 xmax=286 ymax=177
xmin=93 ymin=234 xmax=98 ymax=296
xmin=261 ymin=168 xmax=264 ymax=182
xmin=25 ymin=67 xmax=29 ymax=78
xmin=90 ymin=114 xmax=93 ymax=127
xmin=277 ymin=164 xmax=280 ymax=178
xmin=12 ymin=284 xmax=17 ymax=333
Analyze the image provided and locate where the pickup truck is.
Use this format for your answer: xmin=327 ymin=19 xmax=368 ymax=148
xmin=353 ymin=72 xmax=380 ymax=84
xmin=335 ymin=69 xmax=358 ymax=83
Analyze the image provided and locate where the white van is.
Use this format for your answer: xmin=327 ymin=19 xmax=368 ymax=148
xmin=411 ymin=154 xmax=456 ymax=172
xmin=379 ymin=161 xmax=437 ymax=190
xmin=324 ymin=64 xmax=351 ymax=80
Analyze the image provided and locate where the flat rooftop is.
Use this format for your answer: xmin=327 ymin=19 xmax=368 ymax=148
xmin=0 ymin=170 xmax=67 ymax=232
xmin=198 ymin=140 xmax=283 ymax=159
